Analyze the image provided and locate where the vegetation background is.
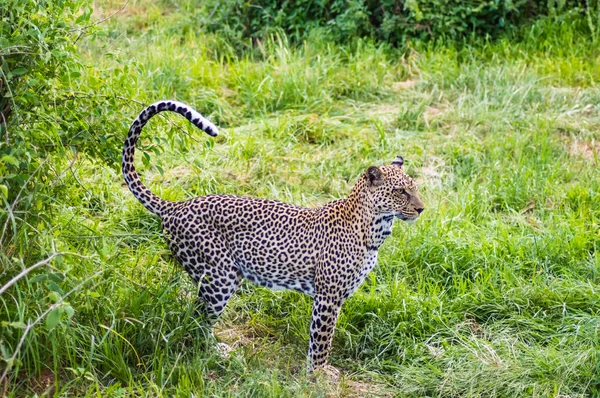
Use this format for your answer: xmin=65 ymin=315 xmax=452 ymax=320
xmin=1 ymin=0 xmax=599 ymax=396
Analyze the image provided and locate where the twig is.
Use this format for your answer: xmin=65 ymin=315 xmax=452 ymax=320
xmin=62 ymin=233 xmax=164 ymax=239
xmin=73 ymin=0 xmax=130 ymax=44
xmin=69 ymin=161 xmax=93 ymax=196
xmin=0 ymin=158 xmax=50 ymax=247
xmin=89 ymin=0 xmax=130 ymax=27
xmin=0 ymin=67 xmax=16 ymax=143
xmin=0 ymin=79 xmax=10 ymax=145
xmin=112 ymin=270 xmax=147 ymax=289
xmin=160 ymin=351 xmax=182 ymax=393
xmin=1 ymin=108 xmax=8 ymax=145
xmin=58 ymin=91 xmax=144 ymax=107
xmin=208 ymin=2 xmax=220 ymax=19
xmin=0 ymin=51 xmax=39 ymax=57
xmin=62 ymin=92 xmax=202 ymax=144
xmin=0 ymin=268 xmax=104 ymax=388
xmin=0 ymin=45 xmax=32 ymax=51
xmin=0 ymin=252 xmax=85 ymax=296
xmin=51 ymin=147 xmax=79 ymax=185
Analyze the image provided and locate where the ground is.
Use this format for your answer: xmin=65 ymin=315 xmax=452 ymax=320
xmin=1 ymin=1 xmax=599 ymax=396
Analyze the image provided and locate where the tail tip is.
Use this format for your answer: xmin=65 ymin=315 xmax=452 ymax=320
xmin=205 ymin=125 xmax=219 ymax=137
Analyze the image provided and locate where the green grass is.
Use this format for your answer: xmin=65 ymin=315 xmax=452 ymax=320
xmin=1 ymin=1 xmax=599 ymax=396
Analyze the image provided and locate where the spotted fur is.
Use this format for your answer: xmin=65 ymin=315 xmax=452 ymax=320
xmin=122 ymin=100 xmax=425 ymax=372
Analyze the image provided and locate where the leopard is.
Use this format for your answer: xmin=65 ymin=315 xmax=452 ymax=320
xmin=122 ymin=100 xmax=425 ymax=372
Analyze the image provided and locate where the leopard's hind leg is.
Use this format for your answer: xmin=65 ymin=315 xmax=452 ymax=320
xmin=168 ymin=232 xmax=242 ymax=323
xmin=194 ymin=255 xmax=243 ymax=324
xmin=191 ymin=255 xmax=243 ymax=357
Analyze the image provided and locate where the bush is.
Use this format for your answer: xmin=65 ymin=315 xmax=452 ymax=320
xmin=202 ymin=0 xmax=589 ymax=45
xmin=0 ymin=0 xmax=92 ymax=202
xmin=0 ymin=0 xmax=133 ymax=256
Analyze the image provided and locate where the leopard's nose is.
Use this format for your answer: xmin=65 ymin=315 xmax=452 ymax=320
xmin=416 ymin=207 xmax=424 ymax=214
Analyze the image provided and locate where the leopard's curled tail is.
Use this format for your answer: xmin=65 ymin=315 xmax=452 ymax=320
xmin=122 ymin=101 xmax=218 ymax=216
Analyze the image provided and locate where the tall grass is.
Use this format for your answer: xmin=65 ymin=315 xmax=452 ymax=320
xmin=1 ymin=2 xmax=599 ymax=396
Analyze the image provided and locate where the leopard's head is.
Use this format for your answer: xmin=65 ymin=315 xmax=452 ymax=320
xmin=365 ymin=156 xmax=424 ymax=221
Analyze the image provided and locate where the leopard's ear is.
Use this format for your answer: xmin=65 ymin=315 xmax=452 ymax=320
xmin=391 ymin=156 xmax=404 ymax=167
xmin=366 ymin=166 xmax=384 ymax=186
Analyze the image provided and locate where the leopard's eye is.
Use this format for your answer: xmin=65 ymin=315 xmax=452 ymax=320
xmin=394 ymin=188 xmax=405 ymax=194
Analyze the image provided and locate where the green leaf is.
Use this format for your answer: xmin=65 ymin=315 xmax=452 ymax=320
xmin=63 ymin=305 xmax=75 ymax=319
xmin=47 ymin=281 xmax=65 ymax=295
xmin=142 ymin=151 xmax=150 ymax=167
xmin=1 ymin=341 xmax=10 ymax=359
xmin=46 ymin=308 xmax=61 ymax=330
xmin=48 ymin=291 xmax=61 ymax=303
xmin=48 ymin=272 xmax=65 ymax=283
xmin=12 ymin=67 xmax=27 ymax=76
xmin=2 ymin=321 xmax=27 ymax=329
xmin=0 ymin=185 xmax=7 ymax=199
xmin=1 ymin=155 xmax=20 ymax=167
xmin=29 ymin=274 xmax=48 ymax=283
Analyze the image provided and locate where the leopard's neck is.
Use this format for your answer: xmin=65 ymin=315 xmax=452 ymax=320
xmin=367 ymin=214 xmax=394 ymax=251
xmin=343 ymin=176 xmax=394 ymax=251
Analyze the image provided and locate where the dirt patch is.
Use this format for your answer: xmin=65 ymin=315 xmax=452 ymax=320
xmin=332 ymin=378 xmax=394 ymax=398
xmin=365 ymin=104 xmax=401 ymax=117
xmin=423 ymin=106 xmax=444 ymax=125
xmin=550 ymin=86 xmax=581 ymax=95
xmin=213 ymin=324 xmax=393 ymax=396
xmin=27 ymin=368 xmax=56 ymax=396
xmin=391 ymin=80 xmax=417 ymax=91
xmin=418 ymin=156 xmax=447 ymax=189
xmin=223 ymin=171 xmax=250 ymax=183
xmin=364 ymin=104 xmax=401 ymax=125
xmin=214 ymin=325 xmax=256 ymax=349
xmin=566 ymin=139 xmax=599 ymax=161
xmin=425 ymin=342 xmax=445 ymax=359
xmin=165 ymin=165 xmax=195 ymax=179
xmin=92 ymin=0 xmax=170 ymax=20
xmin=311 ymin=365 xmax=393 ymax=398
xmin=220 ymin=87 xmax=236 ymax=98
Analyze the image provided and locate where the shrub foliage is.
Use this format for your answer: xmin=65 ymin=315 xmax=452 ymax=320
xmin=0 ymin=0 xmax=132 ymax=255
xmin=204 ymin=0 xmax=588 ymax=44
xmin=1 ymin=0 xmax=88 ymax=198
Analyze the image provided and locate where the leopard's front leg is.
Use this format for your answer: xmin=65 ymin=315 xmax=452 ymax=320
xmin=307 ymin=293 xmax=343 ymax=372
